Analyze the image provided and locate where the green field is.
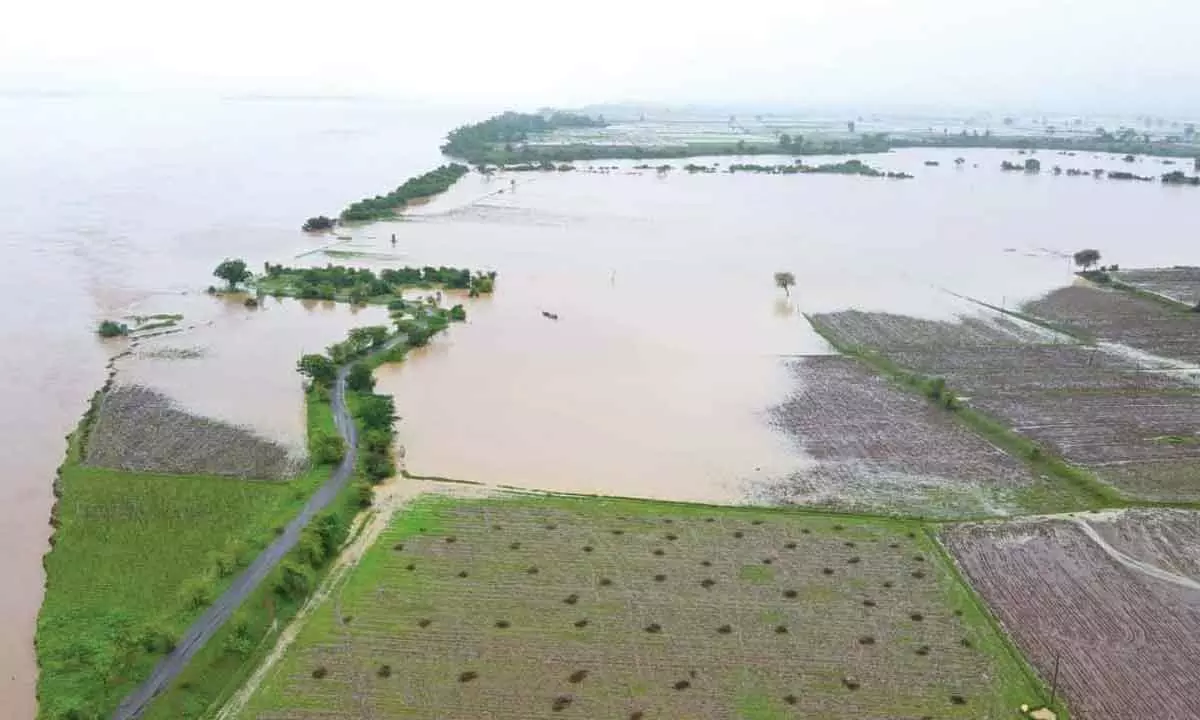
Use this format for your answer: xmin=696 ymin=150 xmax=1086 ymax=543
xmin=240 ymin=494 xmax=1056 ymax=719
xmin=36 ymin=394 xmax=336 ymax=720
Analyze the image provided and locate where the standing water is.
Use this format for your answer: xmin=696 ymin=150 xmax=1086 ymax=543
xmin=4 ymin=96 xmax=1200 ymax=716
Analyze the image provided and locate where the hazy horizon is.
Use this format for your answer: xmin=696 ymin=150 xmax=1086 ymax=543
xmin=4 ymin=0 xmax=1200 ymax=117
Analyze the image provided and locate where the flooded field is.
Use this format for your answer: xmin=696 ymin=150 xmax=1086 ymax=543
xmin=5 ymin=96 xmax=1200 ymax=714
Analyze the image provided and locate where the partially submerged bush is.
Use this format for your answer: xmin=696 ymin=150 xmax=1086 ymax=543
xmin=97 ymin=320 xmax=129 ymax=338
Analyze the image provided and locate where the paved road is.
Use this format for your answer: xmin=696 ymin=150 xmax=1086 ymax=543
xmin=113 ymin=364 xmax=360 ymax=719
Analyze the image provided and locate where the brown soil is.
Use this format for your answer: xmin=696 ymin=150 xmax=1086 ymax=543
xmin=764 ymin=356 xmax=1033 ymax=516
xmin=85 ymin=385 xmax=302 ymax=479
xmin=943 ymin=515 xmax=1200 ymax=720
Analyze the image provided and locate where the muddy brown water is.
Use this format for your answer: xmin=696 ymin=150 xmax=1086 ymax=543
xmin=4 ymin=96 xmax=1200 ymax=715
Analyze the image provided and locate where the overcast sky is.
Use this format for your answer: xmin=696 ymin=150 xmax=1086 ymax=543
xmin=3 ymin=0 xmax=1198 ymax=114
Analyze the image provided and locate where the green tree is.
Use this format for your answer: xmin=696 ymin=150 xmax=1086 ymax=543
xmin=302 ymin=216 xmax=335 ymax=232
xmin=297 ymin=354 xmax=336 ymax=386
xmin=778 ymin=133 xmax=792 ymax=149
xmin=1073 ymin=248 xmax=1102 ymax=271
xmin=97 ymin=320 xmax=129 ymax=338
xmin=311 ymin=431 xmax=346 ymax=464
xmin=213 ymin=258 xmax=252 ymax=290
xmin=346 ymin=362 xmax=376 ymax=392
xmin=774 ymin=271 xmax=796 ymax=297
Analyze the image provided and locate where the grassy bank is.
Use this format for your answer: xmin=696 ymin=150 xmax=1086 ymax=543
xmin=36 ymin=394 xmax=334 ymax=719
xmin=239 ymin=493 xmax=1063 ymax=719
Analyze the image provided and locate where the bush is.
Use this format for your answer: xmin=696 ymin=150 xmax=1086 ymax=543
xmin=311 ymin=431 xmax=346 ymax=465
xmin=97 ymin=320 xmax=129 ymax=338
xmin=363 ymin=450 xmax=395 ymax=483
xmin=354 ymin=480 xmax=374 ymax=508
xmin=302 ymin=215 xmax=335 ymax=232
xmin=346 ymin=363 xmax=376 ymax=392
xmin=179 ymin=575 xmax=214 ymax=609
xmin=274 ymin=561 xmax=313 ymax=601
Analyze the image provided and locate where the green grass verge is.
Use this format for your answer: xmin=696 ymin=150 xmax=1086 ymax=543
xmin=804 ymin=313 xmax=1123 ymax=514
xmin=36 ymin=394 xmax=333 ymax=720
xmin=925 ymin=526 xmax=1070 ymax=719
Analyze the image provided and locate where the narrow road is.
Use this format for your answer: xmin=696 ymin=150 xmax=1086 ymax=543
xmin=113 ymin=363 xmax=361 ymax=719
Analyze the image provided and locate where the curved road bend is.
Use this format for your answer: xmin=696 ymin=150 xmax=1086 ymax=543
xmin=113 ymin=364 xmax=360 ymax=719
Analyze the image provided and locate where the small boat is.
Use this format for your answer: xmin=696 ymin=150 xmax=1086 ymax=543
xmin=541 ymin=311 xmax=559 ymax=321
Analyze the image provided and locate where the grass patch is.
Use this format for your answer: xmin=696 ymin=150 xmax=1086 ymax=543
xmin=738 ymin=565 xmax=775 ymax=583
xmin=36 ymin=402 xmax=332 ymax=719
xmin=240 ymin=493 xmax=1058 ymax=719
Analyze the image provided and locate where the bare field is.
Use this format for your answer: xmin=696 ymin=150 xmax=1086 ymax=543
xmin=1113 ymin=267 xmax=1200 ymax=307
xmin=239 ymin=495 xmax=1049 ymax=720
xmin=765 ymin=356 xmax=1035 ymax=517
xmin=86 ymin=385 xmax=303 ymax=480
xmin=811 ymin=309 xmax=1200 ymax=502
xmin=810 ymin=310 xmax=1048 ymax=351
xmin=943 ymin=514 xmax=1200 ymax=720
xmin=1025 ymin=285 xmax=1200 ymax=364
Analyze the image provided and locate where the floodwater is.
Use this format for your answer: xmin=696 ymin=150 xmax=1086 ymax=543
xmin=368 ymin=148 xmax=1200 ymax=498
xmin=4 ymin=96 xmax=1200 ymax=715
xmin=0 ymin=94 xmax=470 ymax=717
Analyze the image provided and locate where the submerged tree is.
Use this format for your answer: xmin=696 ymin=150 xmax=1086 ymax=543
xmin=774 ymin=271 xmax=796 ymax=297
xmin=1073 ymin=248 xmax=1102 ymax=271
xmin=213 ymin=258 xmax=251 ymax=291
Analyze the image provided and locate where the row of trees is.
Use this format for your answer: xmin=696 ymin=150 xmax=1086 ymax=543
xmin=340 ymin=164 xmax=469 ymax=222
xmin=260 ymin=262 xmax=497 ymax=303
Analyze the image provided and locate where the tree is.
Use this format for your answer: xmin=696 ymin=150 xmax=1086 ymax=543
xmin=97 ymin=320 xmax=129 ymax=338
xmin=1023 ymin=158 xmax=1041 ymax=172
xmin=213 ymin=258 xmax=251 ymax=290
xmin=778 ymin=133 xmax=792 ymax=149
xmin=302 ymin=216 xmax=335 ymax=232
xmin=297 ymin=354 xmax=336 ymax=387
xmin=1073 ymin=249 xmax=1101 ymax=271
xmin=346 ymin=362 xmax=376 ymax=392
xmin=311 ymin=432 xmax=346 ymax=464
xmin=846 ymin=120 xmax=856 ymax=133
xmin=774 ymin=271 xmax=796 ymax=297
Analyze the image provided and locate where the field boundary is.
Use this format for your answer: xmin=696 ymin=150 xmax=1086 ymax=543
xmin=926 ymin=526 xmax=1070 ymax=719
xmin=802 ymin=313 xmax=1125 ymax=511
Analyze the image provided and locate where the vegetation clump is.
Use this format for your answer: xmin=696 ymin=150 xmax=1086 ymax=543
xmin=97 ymin=319 xmax=130 ymax=338
xmin=302 ymin=215 xmax=335 ymax=232
xmin=340 ymin=164 xmax=469 ymax=222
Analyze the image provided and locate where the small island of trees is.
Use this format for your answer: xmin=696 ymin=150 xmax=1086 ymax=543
xmin=303 ymin=216 xmax=336 ymax=232
xmin=340 ymin=164 xmax=469 ymax=223
xmin=253 ymin=261 xmax=496 ymax=304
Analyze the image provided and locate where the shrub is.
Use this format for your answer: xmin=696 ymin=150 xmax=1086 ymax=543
xmin=97 ymin=320 xmax=129 ymax=338
xmin=311 ymin=431 xmax=346 ymax=464
xmin=568 ymin=670 xmax=588 ymax=683
xmin=449 ymin=304 xmax=467 ymax=321
xmin=302 ymin=215 xmax=335 ymax=232
xmin=179 ymin=575 xmax=214 ymax=609
xmin=312 ymin=666 xmax=329 ymax=679
xmin=458 ymin=670 xmax=478 ymax=683
xmin=377 ymin=664 xmax=392 ymax=678
xmin=274 ymin=561 xmax=313 ymax=600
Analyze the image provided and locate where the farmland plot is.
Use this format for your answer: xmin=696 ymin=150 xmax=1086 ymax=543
xmin=764 ymin=356 xmax=1037 ymax=517
xmin=944 ymin=514 xmax=1200 ymax=720
xmin=811 ymin=309 xmax=1200 ymax=502
xmin=1024 ymin=285 xmax=1200 ymax=365
xmin=240 ymin=495 xmax=1049 ymax=720
xmin=1113 ymin=267 xmax=1200 ymax=307
xmin=810 ymin=310 xmax=1050 ymax=351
